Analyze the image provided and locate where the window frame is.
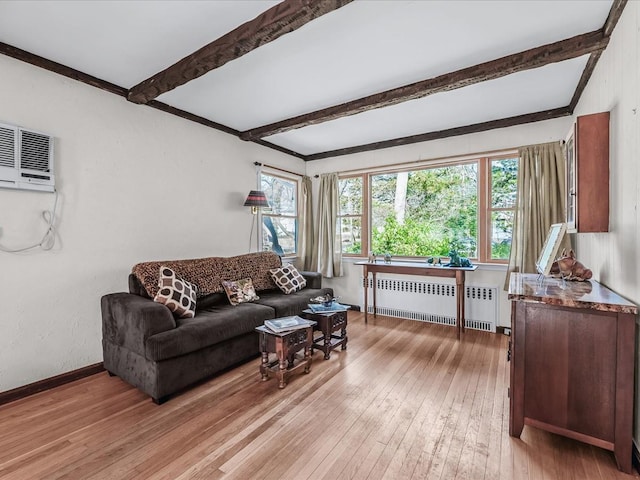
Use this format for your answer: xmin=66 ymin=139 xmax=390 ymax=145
xmin=338 ymin=151 xmax=517 ymax=264
xmin=260 ymin=170 xmax=300 ymax=256
xmin=482 ymin=154 xmax=518 ymax=264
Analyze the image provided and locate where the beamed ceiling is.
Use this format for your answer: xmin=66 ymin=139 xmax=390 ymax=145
xmin=0 ymin=0 xmax=626 ymax=161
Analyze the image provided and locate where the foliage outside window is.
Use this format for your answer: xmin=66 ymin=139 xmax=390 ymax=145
xmin=260 ymin=173 xmax=298 ymax=255
xmin=338 ymin=154 xmax=518 ymax=263
xmin=371 ymin=163 xmax=478 ymax=258
xmin=338 ymin=176 xmax=364 ymax=254
xmin=488 ymin=157 xmax=518 ymax=260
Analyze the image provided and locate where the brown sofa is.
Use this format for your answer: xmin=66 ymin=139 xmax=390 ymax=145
xmin=101 ymin=251 xmax=332 ymax=403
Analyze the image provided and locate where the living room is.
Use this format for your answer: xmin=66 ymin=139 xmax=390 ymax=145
xmin=1 ymin=0 xmax=638 ymax=478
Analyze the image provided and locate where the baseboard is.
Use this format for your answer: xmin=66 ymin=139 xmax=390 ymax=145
xmin=496 ymin=326 xmax=511 ymax=336
xmin=343 ymin=303 xmax=361 ymax=312
xmin=0 ymin=362 xmax=104 ymax=407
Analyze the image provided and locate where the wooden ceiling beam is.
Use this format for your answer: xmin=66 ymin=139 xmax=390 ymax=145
xmin=0 ymin=41 xmax=128 ymax=97
xmin=569 ymin=0 xmax=627 ymax=112
xmin=127 ymin=0 xmax=352 ymax=104
xmin=603 ymin=0 xmax=627 ymax=37
xmin=0 ymin=40 xmax=306 ymax=160
xmin=241 ymin=30 xmax=608 ymax=141
xmin=304 ymin=107 xmax=572 ymax=161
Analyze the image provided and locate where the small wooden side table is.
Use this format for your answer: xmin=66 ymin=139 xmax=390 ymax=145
xmin=255 ymin=323 xmax=315 ymax=389
xmin=301 ymin=309 xmax=348 ymax=360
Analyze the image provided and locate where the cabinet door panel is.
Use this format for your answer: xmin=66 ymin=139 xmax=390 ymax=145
xmin=523 ymin=305 xmax=569 ymax=427
xmin=523 ymin=304 xmax=616 ymax=440
xmin=567 ymin=310 xmax=616 ymax=441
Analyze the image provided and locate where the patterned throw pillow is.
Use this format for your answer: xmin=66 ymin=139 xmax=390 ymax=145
xmin=154 ymin=266 xmax=198 ymax=318
xmin=222 ymin=278 xmax=260 ymax=306
xmin=269 ymin=264 xmax=307 ymax=294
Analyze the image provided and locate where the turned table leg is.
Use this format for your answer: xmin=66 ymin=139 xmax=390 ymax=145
xmin=260 ymin=351 xmax=269 ymax=381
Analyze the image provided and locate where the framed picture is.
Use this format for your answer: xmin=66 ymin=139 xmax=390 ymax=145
xmin=535 ymin=223 xmax=567 ymax=275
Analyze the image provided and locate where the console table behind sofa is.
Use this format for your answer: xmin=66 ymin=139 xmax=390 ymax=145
xmin=356 ymin=261 xmax=477 ymax=339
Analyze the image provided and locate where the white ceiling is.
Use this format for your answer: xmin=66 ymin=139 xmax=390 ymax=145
xmin=0 ymin=0 xmax=615 ymax=159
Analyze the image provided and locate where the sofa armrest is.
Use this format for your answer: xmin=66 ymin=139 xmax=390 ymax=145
xmin=300 ymin=271 xmax=322 ymax=289
xmin=101 ymin=293 xmax=176 ymax=358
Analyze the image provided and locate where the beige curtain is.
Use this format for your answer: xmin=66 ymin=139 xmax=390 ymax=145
xmin=317 ymin=173 xmax=343 ymax=278
xmin=505 ymin=141 xmax=571 ymax=289
xmin=299 ymin=175 xmax=316 ymax=271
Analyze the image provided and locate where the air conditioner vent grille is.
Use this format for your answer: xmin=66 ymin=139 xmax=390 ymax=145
xmin=20 ymin=131 xmax=51 ymax=172
xmin=0 ymin=126 xmax=16 ymax=168
xmin=0 ymin=122 xmax=54 ymax=192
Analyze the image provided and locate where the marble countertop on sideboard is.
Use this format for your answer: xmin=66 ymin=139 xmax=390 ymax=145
xmin=508 ymin=273 xmax=638 ymax=314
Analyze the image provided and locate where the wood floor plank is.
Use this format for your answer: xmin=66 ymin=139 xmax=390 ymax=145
xmin=372 ymin=329 xmax=461 ymax=480
xmin=485 ymin=328 xmax=509 ymax=480
xmin=411 ymin=331 xmax=483 ymax=479
xmin=346 ymin=328 xmax=452 ymax=480
xmin=468 ymin=330 xmax=500 ymax=480
xmin=228 ymin=319 xmax=429 ymax=480
xmin=0 ymin=313 xmax=637 ymax=480
xmin=451 ymin=329 xmax=495 ymax=480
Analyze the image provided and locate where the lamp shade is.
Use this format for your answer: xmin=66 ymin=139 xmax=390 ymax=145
xmin=244 ymin=190 xmax=270 ymax=208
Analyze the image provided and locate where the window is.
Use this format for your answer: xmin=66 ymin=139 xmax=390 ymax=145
xmin=260 ymin=173 xmax=298 ymax=255
xmin=339 ymin=153 xmax=518 ymax=263
xmin=487 ymin=157 xmax=518 ymax=260
xmin=370 ymin=163 xmax=478 ymax=258
xmin=338 ymin=176 xmax=365 ymax=255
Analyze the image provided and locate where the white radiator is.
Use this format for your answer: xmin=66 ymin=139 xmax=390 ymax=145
xmin=362 ymin=277 xmax=498 ymax=332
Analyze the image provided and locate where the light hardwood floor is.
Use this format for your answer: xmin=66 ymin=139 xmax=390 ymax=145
xmin=0 ymin=313 xmax=637 ymax=479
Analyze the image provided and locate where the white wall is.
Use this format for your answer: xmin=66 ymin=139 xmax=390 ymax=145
xmin=569 ymin=2 xmax=640 ymax=441
xmin=0 ymin=55 xmax=304 ymax=392
xmin=306 ymin=117 xmax=573 ymax=327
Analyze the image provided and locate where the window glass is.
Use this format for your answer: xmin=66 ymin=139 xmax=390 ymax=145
xmin=370 ymin=164 xmax=478 ymax=258
xmin=261 ymin=175 xmax=296 ymax=216
xmin=338 ymin=154 xmax=518 ymax=263
xmin=338 ymin=177 xmax=363 ymax=254
xmin=260 ymin=174 xmax=297 ymax=255
xmin=489 ymin=157 xmax=518 ymax=260
xmin=490 ymin=210 xmax=514 ymax=259
xmin=491 ymin=158 xmax=518 ymax=208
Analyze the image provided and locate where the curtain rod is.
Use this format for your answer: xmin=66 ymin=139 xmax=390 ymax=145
xmin=254 ymin=161 xmax=304 ymax=178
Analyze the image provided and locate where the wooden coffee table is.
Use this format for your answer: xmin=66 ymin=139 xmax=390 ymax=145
xmin=301 ymin=309 xmax=348 ymax=360
xmin=255 ymin=323 xmax=315 ymax=388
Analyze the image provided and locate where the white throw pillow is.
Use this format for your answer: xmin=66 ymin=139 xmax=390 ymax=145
xmin=153 ymin=266 xmax=198 ymax=318
xmin=269 ymin=265 xmax=307 ymax=294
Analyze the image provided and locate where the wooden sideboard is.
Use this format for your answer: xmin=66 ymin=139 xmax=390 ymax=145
xmin=508 ymin=273 xmax=637 ymax=473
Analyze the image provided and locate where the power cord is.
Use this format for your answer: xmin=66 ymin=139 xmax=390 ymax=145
xmin=0 ymin=189 xmax=59 ymax=253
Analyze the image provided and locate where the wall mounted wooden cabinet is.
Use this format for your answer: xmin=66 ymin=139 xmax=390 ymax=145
xmin=565 ymin=111 xmax=610 ymax=232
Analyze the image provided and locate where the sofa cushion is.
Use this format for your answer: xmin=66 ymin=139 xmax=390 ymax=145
xmin=270 ymin=264 xmax=307 ymax=294
xmin=255 ymin=287 xmax=333 ymax=318
xmin=144 ymin=302 xmax=275 ymax=361
xmin=132 ymin=251 xmax=282 ymax=298
xmin=153 ymin=267 xmax=198 ymax=318
xmin=222 ymin=278 xmax=260 ymax=305
xmin=195 ymin=292 xmax=228 ymax=312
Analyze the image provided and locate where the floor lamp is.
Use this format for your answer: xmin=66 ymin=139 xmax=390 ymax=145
xmin=244 ymin=190 xmax=270 ymax=252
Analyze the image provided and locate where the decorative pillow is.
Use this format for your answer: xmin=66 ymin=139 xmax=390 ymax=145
xmin=222 ymin=278 xmax=260 ymax=306
xmin=269 ymin=264 xmax=307 ymax=294
xmin=153 ymin=266 xmax=198 ymax=318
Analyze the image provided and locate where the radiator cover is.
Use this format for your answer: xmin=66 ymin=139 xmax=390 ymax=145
xmin=363 ymin=277 xmax=497 ymax=332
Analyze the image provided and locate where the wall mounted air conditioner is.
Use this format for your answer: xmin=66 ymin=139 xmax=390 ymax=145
xmin=0 ymin=122 xmax=54 ymax=192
